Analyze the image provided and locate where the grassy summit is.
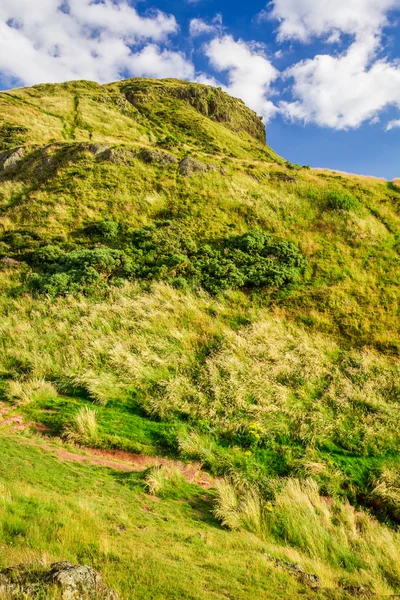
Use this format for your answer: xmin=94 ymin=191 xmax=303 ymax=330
xmin=0 ymin=78 xmax=400 ymax=598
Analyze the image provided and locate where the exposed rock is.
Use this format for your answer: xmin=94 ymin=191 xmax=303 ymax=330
xmin=120 ymin=79 xmax=267 ymax=143
xmin=139 ymin=148 xmax=178 ymax=165
xmin=0 ymin=561 xmax=118 ymax=599
xmin=220 ymin=167 xmax=227 ymax=176
xmin=2 ymin=147 xmax=26 ymax=171
xmin=343 ymin=585 xmax=374 ymax=598
xmin=86 ymin=144 xmax=111 ymax=157
xmin=265 ymin=555 xmax=321 ymax=591
xmin=95 ymin=147 xmax=135 ymax=164
xmin=179 ymin=157 xmax=215 ymax=177
xmin=46 ymin=562 xmax=118 ymax=600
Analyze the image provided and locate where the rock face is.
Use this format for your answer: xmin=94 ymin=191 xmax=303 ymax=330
xmin=0 ymin=561 xmax=118 ymax=599
xmin=1 ymin=147 xmax=26 ymax=171
xmin=120 ymin=78 xmax=267 ymax=143
xmin=139 ymin=148 xmax=178 ymax=165
xmin=179 ymin=157 xmax=215 ymax=177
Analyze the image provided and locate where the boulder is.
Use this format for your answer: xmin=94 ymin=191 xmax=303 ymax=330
xmin=2 ymin=147 xmax=26 ymax=171
xmin=86 ymin=144 xmax=111 ymax=157
xmin=46 ymin=562 xmax=118 ymax=600
xmin=179 ymin=157 xmax=214 ymax=177
xmin=0 ymin=561 xmax=118 ymax=599
xmin=139 ymin=148 xmax=178 ymax=165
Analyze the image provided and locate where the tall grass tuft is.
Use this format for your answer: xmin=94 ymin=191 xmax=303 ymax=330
xmin=62 ymin=406 xmax=98 ymax=446
xmin=145 ymin=465 xmax=186 ymax=498
xmin=213 ymin=478 xmax=263 ymax=535
xmin=213 ymin=476 xmax=400 ymax=592
xmin=5 ymin=378 xmax=58 ymax=405
xmin=370 ymin=467 xmax=400 ymax=521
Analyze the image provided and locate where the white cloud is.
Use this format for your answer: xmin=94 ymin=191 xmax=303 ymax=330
xmin=203 ymin=35 xmax=278 ymax=121
xmin=268 ymin=0 xmax=400 ymax=42
xmin=386 ymin=118 xmax=400 ymax=130
xmin=189 ymin=15 xmax=223 ymax=38
xmin=261 ymin=0 xmax=400 ymax=129
xmin=125 ymin=45 xmax=194 ymax=79
xmin=280 ymin=35 xmax=400 ymax=129
xmin=0 ymin=0 xmax=193 ymax=86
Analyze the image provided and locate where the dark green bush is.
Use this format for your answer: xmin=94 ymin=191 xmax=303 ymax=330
xmin=25 ymin=225 xmax=306 ymax=297
xmin=326 ymin=189 xmax=359 ymax=211
xmin=85 ymin=220 xmax=119 ymax=239
xmin=29 ymin=248 xmax=133 ymax=296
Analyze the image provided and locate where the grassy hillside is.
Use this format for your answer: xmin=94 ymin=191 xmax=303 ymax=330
xmin=0 ymin=78 xmax=400 ymax=598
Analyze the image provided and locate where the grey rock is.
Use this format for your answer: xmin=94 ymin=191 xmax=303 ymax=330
xmin=2 ymin=147 xmax=26 ymax=171
xmin=179 ymin=157 xmax=214 ymax=177
xmin=140 ymin=148 xmax=178 ymax=165
xmin=86 ymin=144 xmax=111 ymax=157
xmin=46 ymin=561 xmax=118 ymax=600
xmin=0 ymin=561 xmax=119 ymax=599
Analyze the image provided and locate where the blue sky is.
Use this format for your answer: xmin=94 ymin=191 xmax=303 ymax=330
xmin=0 ymin=0 xmax=400 ymax=178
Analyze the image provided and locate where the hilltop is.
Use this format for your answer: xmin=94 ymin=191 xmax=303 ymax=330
xmin=0 ymin=78 xmax=400 ymax=599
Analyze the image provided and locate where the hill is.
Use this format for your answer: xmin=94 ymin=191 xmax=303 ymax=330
xmin=0 ymin=77 xmax=400 ymax=599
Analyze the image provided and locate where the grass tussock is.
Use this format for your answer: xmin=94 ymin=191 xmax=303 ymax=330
xmin=145 ymin=465 xmax=186 ymax=498
xmin=370 ymin=467 xmax=400 ymax=521
xmin=5 ymin=378 xmax=58 ymax=405
xmin=62 ymin=406 xmax=98 ymax=446
xmin=214 ymin=476 xmax=400 ymax=594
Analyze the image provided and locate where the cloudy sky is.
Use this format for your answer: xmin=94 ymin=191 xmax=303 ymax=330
xmin=0 ymin=0 xmax=399 ymax=178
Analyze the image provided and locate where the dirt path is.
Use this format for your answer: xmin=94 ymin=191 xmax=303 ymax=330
xmin=0 ymin=402 xmax=215 ymax=490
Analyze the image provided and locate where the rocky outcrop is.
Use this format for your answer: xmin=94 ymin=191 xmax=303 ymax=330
xmin=179 ymin=157 xmax=216 ymax=177
xmin=139 ymin=148 xmax=178 ymax=165
xmin=0 ymin=561 xmax=118 ymax=599
xmin=1 ymin=147 xmax=26 ymax=171
xmin=120 ymin=79 xmax=267 ymax=143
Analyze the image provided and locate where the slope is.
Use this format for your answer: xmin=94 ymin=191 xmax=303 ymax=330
xmin=0 ymin=77 xmax=399 ymax=598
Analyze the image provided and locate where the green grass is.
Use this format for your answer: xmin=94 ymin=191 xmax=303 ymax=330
xmin=0 ymin=434 xmax=363 ymax=599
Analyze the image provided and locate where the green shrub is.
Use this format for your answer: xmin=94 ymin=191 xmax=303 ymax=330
xmin=86 ymin=220 xmax=119 ymax=240
xmin=326 ymin=189 xmax=359 ymax=211
xmin=128 ymin=227 xmax=307 ymax=295
xmin=156 ymin=134 xmax=181 ymax=149
xmin=24 ymin=225 xmax=306 ymax=297
xmin=28 ymin=247 xmax=133 ymax=296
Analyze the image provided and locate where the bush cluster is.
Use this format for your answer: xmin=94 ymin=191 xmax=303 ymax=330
xmin=326 ymin=189 xmax=359 ymax=211
xmin=3 ymin=222 xmax=306 ymax=297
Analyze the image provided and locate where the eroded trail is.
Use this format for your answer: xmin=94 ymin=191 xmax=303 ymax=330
xmin=0 ymin=401 xmax=215 ymax=490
